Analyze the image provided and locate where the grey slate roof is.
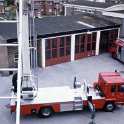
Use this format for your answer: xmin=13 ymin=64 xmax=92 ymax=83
xmin=68 ymin=0 xmax=115 ymax=8
xmin=35 ymin=14 xmax=120 ymax=37
xmin=0 ymin=14 xmax=121 ymax=40
xmin=34 ymin=0 xmax=76 ymax=3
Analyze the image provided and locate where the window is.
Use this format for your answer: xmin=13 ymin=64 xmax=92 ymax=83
xmin=92 ymin=42 xmax=96 ymax=50
xmin=59 ymin=48 xmax=64 ymax=57
xmin=46 ymin=39 xmax=51 ymax=49
xmin=52 ymin=38 xmax=57 ymax=48
xmin=60 ymin=37 xmax=64 ymax=47
xmin=52 ymin=49 xmax=57 ymax=58
xmin=118 ymin=85 xmax=124 ymax=92
xmin=87 ymin=34 xmax=91 ymax=43
xmin=75 ymin=46 xmax=79 ymax=53
xmin=66 ymin=36 xmax=71 ymax=46
xmin=46 ymin=50 xmax=51 ymax=59
xmin=66 ymin=47 xmax=70 ymax=55
xmin=92 ymin=32 xmax=96 ymax=42
xmin=75 ymin=35 xmax=80 ymax=45
xmin=87 ymin=43 xmax=91 ymax=51
xmin=80 ymin=44 xmax=84 ymax=52
xmin=81 ymin=35 xmax=85 ymax=43
xmin=111 ymin=85 xmax=116 ymax=92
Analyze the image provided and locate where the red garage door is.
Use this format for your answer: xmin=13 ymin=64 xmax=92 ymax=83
xmin=45 ymin=36 xmax=71 ymax=66
xmin=108 ymin=29 xmax=118 ymax=47
xmin=100 ymin=29 xmax=118 ymax=53
xmin=75 ymin=33 xmax=96 ymax=60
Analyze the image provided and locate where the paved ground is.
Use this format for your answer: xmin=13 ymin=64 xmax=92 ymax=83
xmin=0 ymin=53 xmax=124 ymax=124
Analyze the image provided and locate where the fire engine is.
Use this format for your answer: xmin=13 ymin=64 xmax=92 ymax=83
xmin=109 ymin=39 xmax=124 ymax=63
xmin=10 ymin=71 xmax=124 ymax=117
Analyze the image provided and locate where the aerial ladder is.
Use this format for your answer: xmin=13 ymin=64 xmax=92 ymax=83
xmin=13 ymin=1 xmax=38 ymax=124
xmin=11 ymin=0 xmax=38 ymax=98
xmin=0 ymin=0 xmax=37 ymax=124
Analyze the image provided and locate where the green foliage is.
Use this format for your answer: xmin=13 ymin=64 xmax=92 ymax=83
xmin=5 ymin=0 xmax=14 ymax=6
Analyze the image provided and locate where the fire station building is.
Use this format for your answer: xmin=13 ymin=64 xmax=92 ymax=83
xmin=0 ymin=14 xmax=121 ymax=70
xmin=36 ymin=14 xmax=120 ymax=67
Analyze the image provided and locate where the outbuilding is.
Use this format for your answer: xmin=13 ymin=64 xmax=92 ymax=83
xmin=0 ymin=14 xmax=121 ymax=69
xmin=36 ymin=14 xmax=120 ymax=67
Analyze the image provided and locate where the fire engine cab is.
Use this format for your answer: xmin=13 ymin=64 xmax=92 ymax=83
xmin=10 ymin=71 xmax=124 ymax=117
xmin=110 ymin=39 xmax=124 ymax=63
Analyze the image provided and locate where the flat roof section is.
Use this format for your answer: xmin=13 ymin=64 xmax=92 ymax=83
xmin=36 ymin=14 xmax=120 ymax=38
xmin=68 ymin=0 xmax=115 ymax=8
xmin=0 ymin=14 xmax=121 ymax=40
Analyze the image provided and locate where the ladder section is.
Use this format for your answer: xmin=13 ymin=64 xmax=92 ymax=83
xmin=73 ymin=93 xmax=83 ymax=111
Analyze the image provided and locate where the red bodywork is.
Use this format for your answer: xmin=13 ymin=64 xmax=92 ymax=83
xmin=11 ymin=103 xmax=60 ymax=116
xmin=109 ymin=39 xmax=124 ymax=58
xmin=94 ymin=72 xmax=124 ymax=107
xmin=10 ymin=72 xmax=124 ymax=116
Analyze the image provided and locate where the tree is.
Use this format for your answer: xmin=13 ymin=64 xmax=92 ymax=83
xmin=5 ymin=0 xmax=14 ymax=6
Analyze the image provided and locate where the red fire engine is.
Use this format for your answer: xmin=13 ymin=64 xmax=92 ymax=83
xmin=109 ymin=39 xmax=124 ymax=63
xmin=10 ymin=71 xmax=124 ymax=117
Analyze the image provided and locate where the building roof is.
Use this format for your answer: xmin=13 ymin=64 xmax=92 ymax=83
xmin=68 ymin=0 xmax=115 ymax=8
xmin=0 ymin=14 xmax=120 ymax=40
xmin=36 ymin=14 xmax=120 ymax=38
xmin=33 ymin=0 xmax=76 ymax=3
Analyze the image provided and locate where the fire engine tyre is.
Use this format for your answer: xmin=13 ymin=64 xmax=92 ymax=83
xmin=38 ymin=107 xmax=53 ymax=118
xmin=104 ymin=102 xmax=115 ymax=112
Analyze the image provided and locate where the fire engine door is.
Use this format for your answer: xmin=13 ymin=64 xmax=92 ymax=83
xmin=117 ymin=84 xmax=124 ymax=102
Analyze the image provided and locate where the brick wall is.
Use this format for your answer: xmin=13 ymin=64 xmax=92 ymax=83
xmin=34 ymin=0 xmax=64 ymax=17
xmin=0 ymin=5 xmax=4 ymax=14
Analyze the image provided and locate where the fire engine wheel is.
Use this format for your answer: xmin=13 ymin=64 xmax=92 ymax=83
xmin=104 ymin=102 xmax=115 ymax=112
xmin=38 ymin=107 xmax=53 ymax=118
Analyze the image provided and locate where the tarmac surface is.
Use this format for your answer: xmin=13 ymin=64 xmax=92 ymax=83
xmin=0 ymin=53 xmax=124 ymax=124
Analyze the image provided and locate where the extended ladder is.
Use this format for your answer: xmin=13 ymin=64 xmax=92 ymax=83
xmin=0 ymin=1 xmax=37 ymax=124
